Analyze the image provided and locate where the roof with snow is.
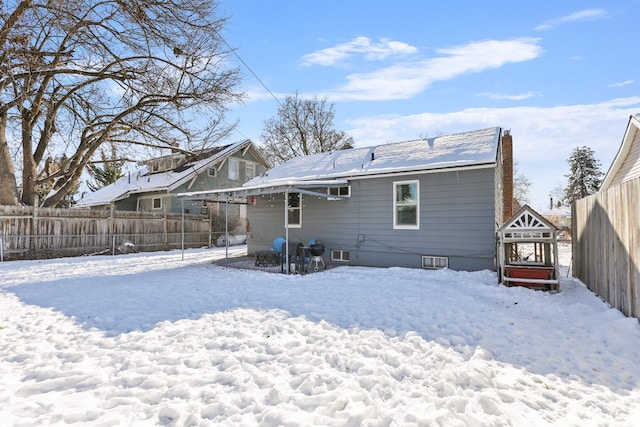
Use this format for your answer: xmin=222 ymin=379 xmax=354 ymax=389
xmin=76 ymin=139 xmax=262 ymax=208
xmin=245 ymin=127 xmax=502 ymax=187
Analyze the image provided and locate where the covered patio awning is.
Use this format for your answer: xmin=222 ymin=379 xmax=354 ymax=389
xmin=176 ymin=178 xmax=350 ymax=201
xmin=176 ymin=179 xmax=349 ymax=270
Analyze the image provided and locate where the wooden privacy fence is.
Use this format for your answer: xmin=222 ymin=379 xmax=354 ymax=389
xmin=0 ymin=205 xmax=214 ymax=261
xmin=572 ymin=178 xmax=640 ymax=318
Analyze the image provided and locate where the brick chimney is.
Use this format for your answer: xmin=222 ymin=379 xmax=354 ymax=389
xmin=502 ymin=130 xmax=513 ymax=222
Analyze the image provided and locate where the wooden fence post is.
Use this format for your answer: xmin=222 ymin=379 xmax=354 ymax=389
xmin=163 ymin=206 xmax=168 ymax=251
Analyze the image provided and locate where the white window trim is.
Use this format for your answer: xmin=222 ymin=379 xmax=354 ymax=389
xmin=393 ymin=180 xmax=419 ymax=230
xmin=245 ymin=163 xmax=255 ymax=180
xmin=208 ymin=167 xmax=217 ymax=177
xmin=422 ymin=255 xmax=448 ymax=269
xmin=228 ymin=158 xmax=239 ymax=180
xmin=287 ymin=192 xmax=302 ymax=228
xmin=152 ymin=197 xmax=162 ymax=210
xmin=331 ymin=249 xmax=350 ymax=262
xmin=328 ymin=185 xmax=350 ymax=200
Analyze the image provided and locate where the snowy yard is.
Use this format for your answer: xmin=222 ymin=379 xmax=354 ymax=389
xmin=1 ymin=243 xmax=639 ymax=426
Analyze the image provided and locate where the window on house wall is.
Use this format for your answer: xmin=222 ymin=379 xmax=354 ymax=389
xmin=152 ymin=197 xmax=162 ymax=210
xmin=422 ymin=255 xmax=448 ymax=269
xmin=228 ymin=159 xmax=238 ymax=180
xmin=328 ymin=185 xmax=350 ymax=200
xmin=151 ymin=162 xmax=160 ymax=173
xmin=393 ymin=180 xmax=419 ymax=229
xmin=287 ymin=192 xmax=302 ymax=227
xmin=331 ymin=249 xmax=350 ymax=262
xmin=208 ymin=167 xmax=216 ymax=177
xmin=246 ymin=163 xmax=255 ymax=181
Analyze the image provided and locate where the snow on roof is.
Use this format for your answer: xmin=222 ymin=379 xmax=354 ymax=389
xmin=246 ymin=127 xmax=501 ymax=186
xmin=76 ymin=139 xmax=252 ymax=207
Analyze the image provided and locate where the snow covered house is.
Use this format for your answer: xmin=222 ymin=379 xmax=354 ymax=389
xmin=76 ymin=139 xmax=270 ymax=214
xmin=181 ymin=127 xmax=514 ymax=271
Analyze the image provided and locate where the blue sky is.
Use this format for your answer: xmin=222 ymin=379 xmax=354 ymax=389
xmin=218 ymin=0 xmax=639 ymax=211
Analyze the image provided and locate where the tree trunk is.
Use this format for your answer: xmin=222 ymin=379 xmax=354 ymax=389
xmin=0 ymin=111 xmax=19 ymax=205
xmin=20 ymin=111 xmax=37 ymax=206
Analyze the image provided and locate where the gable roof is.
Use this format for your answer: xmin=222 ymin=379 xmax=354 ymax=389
xmin=601 ymin=114 xmax=640 ymax=191
xmin=76 ymin=139 xmax=265 ymax=208
xmin=245 ymin=127 xmax=502 ymax=187
xmin=499 ymin=204 xmax=558 ymax=234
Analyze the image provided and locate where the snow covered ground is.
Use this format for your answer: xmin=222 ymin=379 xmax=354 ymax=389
xmin=1 ymin=243 xmax=639 ymax=426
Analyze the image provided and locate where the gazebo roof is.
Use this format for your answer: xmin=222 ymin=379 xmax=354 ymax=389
xmin=499 ymin=204 xmax=557 ymax=240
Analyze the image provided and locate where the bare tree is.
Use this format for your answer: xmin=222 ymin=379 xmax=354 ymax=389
xmin=513 ymin=162 xmax=531 ymax=210
xmin=0 ymin=0 xmax=243 ymax=206
xmin=260 ymin=92 xmax=354 ymax=165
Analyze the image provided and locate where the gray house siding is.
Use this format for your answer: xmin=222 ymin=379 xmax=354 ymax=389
xmin=247 ymin=166 xmax=497 ymax=271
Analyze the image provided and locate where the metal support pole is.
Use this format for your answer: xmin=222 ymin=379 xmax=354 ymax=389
xmin=225 ymin=194 xmax=229 ymax=267
xmin=284 ymin=188 xmax=289 ymax=274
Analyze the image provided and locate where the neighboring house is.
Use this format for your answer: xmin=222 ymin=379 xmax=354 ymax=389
xmin=542 ymin=203 xmax=571 ymax=240
xmin=76 ymin=139 xmax=270 ymax=216
xmin=600 ymin=113 xmax=640 ymax=189
xmin=181 ymin=127 xmax=514 ymax=271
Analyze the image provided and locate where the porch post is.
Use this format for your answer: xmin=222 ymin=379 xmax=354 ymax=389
xmin=284 ymin=188 xmax=289 ymax=274
xmin=225 ymin=193 xmax=229 ymax=267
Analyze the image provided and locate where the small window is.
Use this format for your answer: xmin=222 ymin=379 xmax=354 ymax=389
xmin=328 ymin=185 xmax=350 ymax=199
xmin=208 ymin=167 xmax=216 ymax=177
xmin=287 ymin=192 xmax=302 ymax=228
xmin=422 ymin=255 xmax=448 ymax=269
xmin=152 ymin=197 xmax=162 ymax=210
xmin=393 ymin=180 xmax=419 ymax=229
xmin=246 ymin=163 xmax=255 ymax=180
xmin=151 ymin=162 xmax=160 ymax=172
xmin=331 ymin=249 xmax=350 ymax=262
xmin=228 ymin=159 xmax=238 ymax=180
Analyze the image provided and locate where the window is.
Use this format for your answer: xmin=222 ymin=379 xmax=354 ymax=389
xmin=287 ymin=192 xmax=302 ymax=227
xmin=151 ymin=162 xmax=160 ymax=173
xmin=246 ymin=163 xmax=255 ymax=180
xmin=152 ymin=197 xmax=162 ymax=210
xmin=328 ymin=185 xmax=350 ymax=200
xmin=331 ymin=249 xmax=350 ymax=262
xmin=228 ymin=159 xmax=238 ymax=180
xmin=393 ymin=180 xmax=419 ymax=229
xmin=422 ymin=256 xmax=448 ymax=269
xmin=208 ymin=167 xmax=216 ymax=177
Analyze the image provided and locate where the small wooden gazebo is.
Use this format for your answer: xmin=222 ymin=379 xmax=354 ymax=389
xmin=497 ymin=205 xmax=560 ymax=291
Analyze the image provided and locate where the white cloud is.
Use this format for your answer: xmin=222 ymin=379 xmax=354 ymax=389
xmin=476 ymin=91 xmax=538 ymax=101
xmin=345 ymin=97 xmax=640 ymax=210
xmin=608 ymin=80 xmax=635 ymax=88
xmin=300 ymin=36 xmax=418 ymax=67
xmin=535 ymin=9 xmax=608 ymax=31
xmin=318 ymin=38 xmax=543 ymax=101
